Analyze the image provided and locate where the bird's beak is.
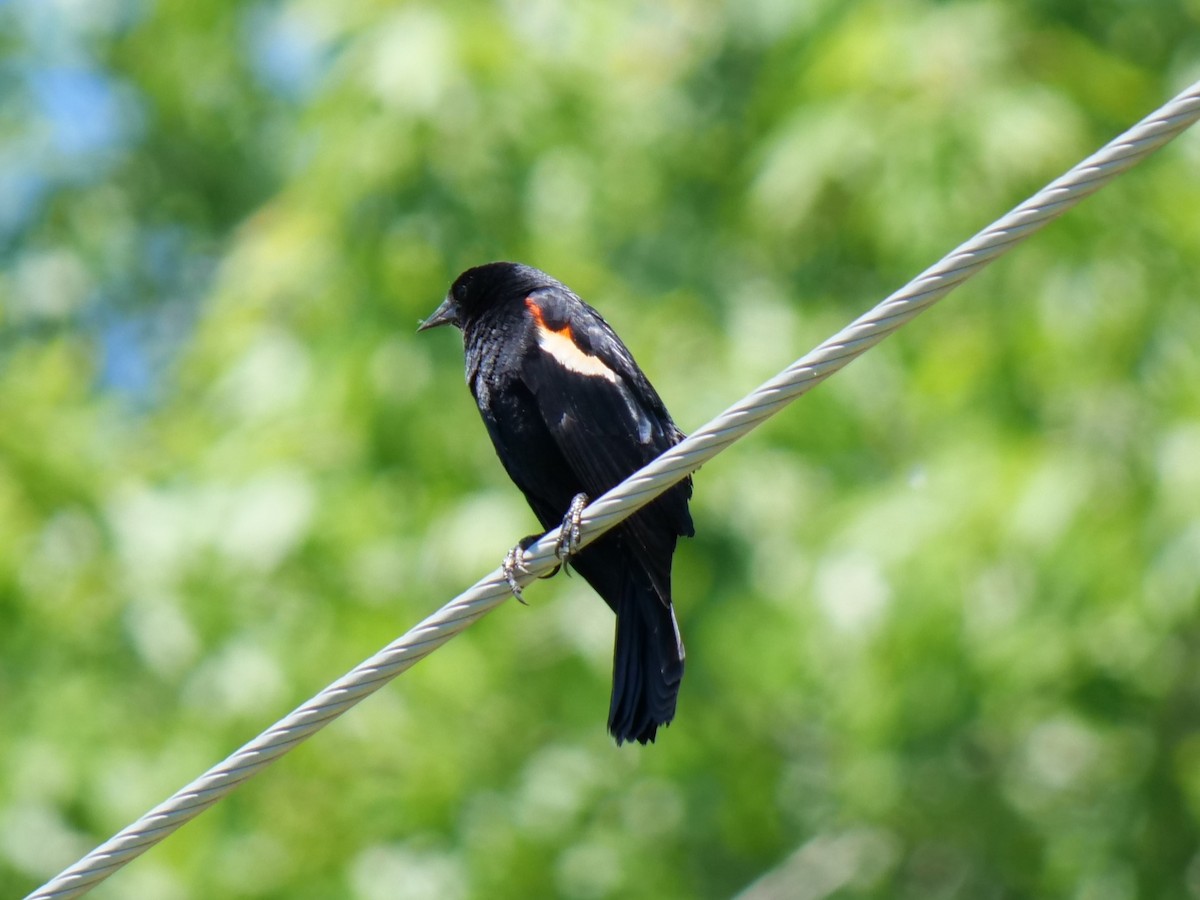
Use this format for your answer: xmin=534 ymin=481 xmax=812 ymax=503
xmin=417 ymin=295 xmax=461 ymax=332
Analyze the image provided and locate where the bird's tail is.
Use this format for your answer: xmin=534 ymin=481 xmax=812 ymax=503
xmin=607 ymin=571 xmax=685 ymax=745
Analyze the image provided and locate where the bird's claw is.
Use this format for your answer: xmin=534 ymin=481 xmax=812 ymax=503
xmin=555 ymin=493 xmax=589 ymax=569
xmin=502 ymin=543 xmax=532 ymax=605
xmin=505 ymin=503 xmax=585 ymax=602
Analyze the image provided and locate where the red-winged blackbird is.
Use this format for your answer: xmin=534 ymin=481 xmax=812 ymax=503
xmin=419 ymin=262 xmax=694 ymax=744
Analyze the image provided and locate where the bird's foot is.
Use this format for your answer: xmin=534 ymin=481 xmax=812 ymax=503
xmin=555 ymin=493 xmax=589 ymax=571
xmin=502 ymin=536 xmax=538 ymax=605
xmin=505 ymin=505 xmax=586 ymax=602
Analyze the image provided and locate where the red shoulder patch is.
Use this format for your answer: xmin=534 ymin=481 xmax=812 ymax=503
xmin=525 ymin=296 xmax=574 ymax=340
xmin=525 ymin=296 xmax=617 ymax=382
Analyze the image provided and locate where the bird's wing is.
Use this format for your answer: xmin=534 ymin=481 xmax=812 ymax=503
xmin=521 ymin=291 xmax=693 ymax=598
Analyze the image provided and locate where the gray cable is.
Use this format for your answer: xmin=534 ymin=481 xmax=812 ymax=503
xmin=26 ymin=78 xmax=1200 ymax=900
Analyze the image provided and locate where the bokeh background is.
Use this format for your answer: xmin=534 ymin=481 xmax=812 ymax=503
xmin=3 ymin=1 xmax=1200 ymax=897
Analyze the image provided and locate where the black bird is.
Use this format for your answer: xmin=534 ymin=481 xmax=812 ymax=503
xmin=419 ymin=262 xmax=694 ymax=744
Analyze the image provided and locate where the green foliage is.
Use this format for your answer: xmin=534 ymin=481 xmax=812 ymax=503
xmin=3 ymin=0 xmax=1200 ymax=897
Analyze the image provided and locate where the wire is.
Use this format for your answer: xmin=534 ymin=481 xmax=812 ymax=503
xmin=26 ymin=77 xmax=1200 ymax=900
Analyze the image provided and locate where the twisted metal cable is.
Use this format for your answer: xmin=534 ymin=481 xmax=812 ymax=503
xmin=27 ymin=78 xmax=1200 ymax=900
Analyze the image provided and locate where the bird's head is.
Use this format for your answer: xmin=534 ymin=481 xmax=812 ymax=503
xmin=418 ymin=262 xmax=554 ymax=332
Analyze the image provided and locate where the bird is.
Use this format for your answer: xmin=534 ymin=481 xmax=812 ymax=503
xmin=419 ymin=262 xmax=694 ymax=744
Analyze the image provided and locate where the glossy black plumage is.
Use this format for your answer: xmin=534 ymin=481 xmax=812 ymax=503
xmin=420 ymin=262 xmax=694 ymax=744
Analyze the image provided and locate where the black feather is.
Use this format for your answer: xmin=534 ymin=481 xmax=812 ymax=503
xmin=421 ymin=262 xmax=694 ymax=744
